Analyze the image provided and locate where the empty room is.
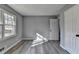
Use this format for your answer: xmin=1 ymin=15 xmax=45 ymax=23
xmin=0 ymin=4 xmax=79 ymax=54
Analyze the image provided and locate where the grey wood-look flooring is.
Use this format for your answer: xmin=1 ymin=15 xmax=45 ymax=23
xmin=12 ymin=40 xmax=69 ymax=54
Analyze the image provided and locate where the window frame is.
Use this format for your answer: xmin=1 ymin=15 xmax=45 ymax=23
xmin=0 ymin=8 xmax=17 ymax=41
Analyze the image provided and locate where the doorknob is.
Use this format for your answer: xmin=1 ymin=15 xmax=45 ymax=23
xmin=76 ymin=34 xmax=79 ymax=37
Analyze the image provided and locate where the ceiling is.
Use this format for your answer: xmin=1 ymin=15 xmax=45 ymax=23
xmin=8 ymin=4 xmax=66 ymax=16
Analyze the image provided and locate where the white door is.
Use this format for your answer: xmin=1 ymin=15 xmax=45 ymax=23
xmin=72 ymin=5 xmax=79 ymax=53
xmin=49 ymin=19 xmax=59 ymax=40
xmin=64 ymin=5 xmax=79 ymax=53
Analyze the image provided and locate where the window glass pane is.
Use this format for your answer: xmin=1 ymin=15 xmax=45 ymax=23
xmin=0 ymin=10 xmax=3 ymax=24
xmin=4 ymin=25 xmax=16 ymax=37
xmin=0 ymin=25 xmax=2 ymax=39
xmin=4 ymin=13 xmax=8 ymax=24
xmin=4 ymin=25 xmax=12 ymax=37
xmin=8 ymin=15 xmax=12 ymax=25
xmin=12 ymin=26 xmax=16 ymax=35
xmin=12 ymin=16 xmax=16 ymax=25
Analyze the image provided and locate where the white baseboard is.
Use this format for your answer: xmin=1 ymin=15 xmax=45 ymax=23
xmin=2 ymin=39 xmax=22 ymax=54
xmin=60 ymin=44 xmax=79 ymax=54
xmin=60 ymin=44 xmax=72 ymax=54
xmin=22 ymin=37 xmax=60 ymax=41
xmin=22 ymin=38 xmax=34 ymax=40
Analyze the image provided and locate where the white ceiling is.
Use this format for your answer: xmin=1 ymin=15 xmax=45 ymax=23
xmin=8 ymin=4 xmax=66 ymax=16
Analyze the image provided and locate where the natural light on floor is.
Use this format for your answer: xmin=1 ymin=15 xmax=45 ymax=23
xmin=31 ymin=33 xmax=48 ymax=47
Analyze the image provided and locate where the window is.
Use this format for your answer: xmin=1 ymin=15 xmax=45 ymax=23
xmin=4 ymin=13 xmax=16 ymax=37
xmin=0 ymin=9 xmax=2 ymax=39
xmin=0 ymin=8 xmax=16 ymax=40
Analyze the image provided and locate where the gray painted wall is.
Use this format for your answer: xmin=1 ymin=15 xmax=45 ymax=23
xmin=22 ymin=16 xmax=59 ymax=40
xmin=23 ymin=16 xmax=50 ymax=40
xmin=0 ymin=4 xmax=23 ymax=52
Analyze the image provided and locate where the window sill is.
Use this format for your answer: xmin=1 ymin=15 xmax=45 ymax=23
xmin=3 ymin=34 xmax=17 ymax=40
xmin=0 ymin=34 xmax=17 ymax=43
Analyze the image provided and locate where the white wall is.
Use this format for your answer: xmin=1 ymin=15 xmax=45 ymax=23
xmin=22 ymin=16 xmax=58 ymax=40
xmin=59 ymin=4 xmax=77 ymax=53
xmin=59 ymin=4 xmax=75 ymax=46
xmin=0 ymin=4 xmax=23 ymax=53
xmin=59 ymin=13 xmax=65 ymax=47
xmin=64 ymin=5 xmax=79 ymax=53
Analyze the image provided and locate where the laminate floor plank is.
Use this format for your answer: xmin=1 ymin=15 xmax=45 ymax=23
xmin=12 ymin=40 xmax=69 ymax=54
